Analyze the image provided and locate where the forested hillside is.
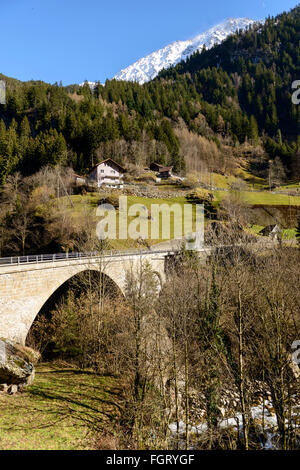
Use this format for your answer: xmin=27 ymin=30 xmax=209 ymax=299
xmin=159 ymin=5 xmax=300 ymax=164
xmin=0 ymin=4 xmax=299 ymax=185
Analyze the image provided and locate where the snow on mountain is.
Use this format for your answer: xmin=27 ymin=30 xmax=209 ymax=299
xmin=79 ymin=81 xmax=98 ymax=90
xmin=114 ymin=18 xmax=256 ymax=84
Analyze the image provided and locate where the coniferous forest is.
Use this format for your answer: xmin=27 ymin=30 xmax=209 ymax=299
xmin=0 ymin=5 xmax=299 ymax=185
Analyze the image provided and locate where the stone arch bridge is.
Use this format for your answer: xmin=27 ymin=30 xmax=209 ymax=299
xmin=0 ymin=249 xmax=180 ymax=345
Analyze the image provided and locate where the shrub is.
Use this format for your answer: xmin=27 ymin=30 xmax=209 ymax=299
xmin=136 ymin=172 xmax=157 ymax=183
xmin=98 ymin=191 xmax=121 ymax=209
xmin=188 ymin=188 xmax=214 ymax=202
xmin=181 ymin=173 xmax=199 ymax=189
xmin=186 ymin=188 xmax=216 ymax=219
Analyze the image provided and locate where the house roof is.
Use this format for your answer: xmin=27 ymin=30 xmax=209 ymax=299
xmin=150 ymin=162 xmax=173 ymax=172
xmin=157 ymin=166 xmax=173 ymax=173
xmin=90 ymin=158 xmax=126 ymax=174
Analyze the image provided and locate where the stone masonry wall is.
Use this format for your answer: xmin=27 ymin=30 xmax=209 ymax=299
xmin=0 ymin=253 xmax=166 ymax=344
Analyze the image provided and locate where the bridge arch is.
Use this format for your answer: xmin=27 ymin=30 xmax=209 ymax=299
xmin=25 ymin=267 xmax=124 ymax=347
xmin=0 ymin=260 xmax=129 ymax=345
xmin=0 ymin=250 xmax=169 ymax=345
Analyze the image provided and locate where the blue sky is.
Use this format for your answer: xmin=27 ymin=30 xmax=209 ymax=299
xmin=0 ymin=0 xmax=298 ymax=85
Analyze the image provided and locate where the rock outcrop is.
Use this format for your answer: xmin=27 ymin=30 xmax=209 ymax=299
xmin=0 ymin=338 xmax=39 ymax=393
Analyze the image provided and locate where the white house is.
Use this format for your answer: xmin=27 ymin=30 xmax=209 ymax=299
xmin=88 ymin=158 xmax=125 ymax=189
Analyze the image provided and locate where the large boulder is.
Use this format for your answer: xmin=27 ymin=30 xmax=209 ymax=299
xmin=0 ymin=338 xmax=40 ymax=387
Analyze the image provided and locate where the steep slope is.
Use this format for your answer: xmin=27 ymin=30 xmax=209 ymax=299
xmin=158 ymin=5 xmax=300 ymax=144
xmin=114 ymin=18 xmax=255 ymax=84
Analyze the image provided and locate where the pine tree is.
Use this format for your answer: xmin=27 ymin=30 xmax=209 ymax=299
xmin=249 ymin=115 xmax=259 ymax=145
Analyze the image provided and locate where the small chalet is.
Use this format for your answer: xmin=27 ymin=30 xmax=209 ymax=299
xmin=88 ymin=158 xmax=125 ymax=189
xmin=149 ymin=162 xmax=173 ymax=179
xmin=259 ymin=224 xmax=282 ymax=240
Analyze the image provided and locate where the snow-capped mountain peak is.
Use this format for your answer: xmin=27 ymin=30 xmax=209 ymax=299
xmin=79 ymin=81 xmax=98 ymax=90
xmin=114 ymin=18 xmax=256 ymax=84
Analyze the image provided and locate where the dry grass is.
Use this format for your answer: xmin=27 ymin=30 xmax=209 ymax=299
xmin=0 ymin=362 xmax=124 ymax=450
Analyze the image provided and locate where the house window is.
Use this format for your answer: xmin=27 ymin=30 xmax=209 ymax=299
xmin=101 ymin=170 xmax=104 ymax=173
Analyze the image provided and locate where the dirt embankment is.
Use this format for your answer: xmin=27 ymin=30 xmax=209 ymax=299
xmin=247 ymin=205 xmax=300 ymax=228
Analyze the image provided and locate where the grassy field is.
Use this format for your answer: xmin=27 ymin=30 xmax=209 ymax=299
xmin=0 ymin=363 xmax=123 ymax=450
xmin=63 ymin=193 xmax=199 ymax=249
xmin=197 ymin=172 xmax=239 ymax=189
xmin=112 ymin=194 xmax=193 ymax=249
xmin=59 ymin=188 xmax=300 ymax=249
xmin=236 ymin=168 xmax=266 ymax=189
xmin=186 ymin=170 xmax=267 ymax=190
xmin=68 ymin=185 xmax=300 ymax=221
xmin=214 ymin=190 xmax=300 ymax=206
